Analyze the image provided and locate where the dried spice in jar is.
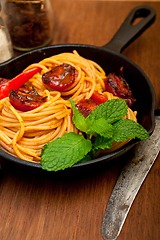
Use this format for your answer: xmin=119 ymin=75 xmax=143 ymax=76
xmin=0 ymin=2 xmax=13 ymax=63
xmin=1 ymin=0 xmax=54 ymax=51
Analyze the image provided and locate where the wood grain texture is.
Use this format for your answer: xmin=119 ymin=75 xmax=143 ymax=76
xmin=0 ymin=1 xmax=160 ymax=240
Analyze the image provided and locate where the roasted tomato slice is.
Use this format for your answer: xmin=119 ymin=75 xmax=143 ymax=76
xmin=104 ymin=68 xmax=136 ymax=107
xmin=9 ymin=87 xmax=47 ymax=111
xmin=75 ymin=98 xmax=99 ymax=118
xmin=42 ymin=63 xmax=78 ymax=91
xmin=0 ymin=77 xmax=10 ymax=85
xmin=91 ymin=91 xmax=108 ymax=104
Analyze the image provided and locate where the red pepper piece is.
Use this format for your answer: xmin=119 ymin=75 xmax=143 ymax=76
xmin=9 ymin=87 xmax=47 ymax=111
xmin=75 ymin=98 xmax=99 ymax=118
xmin=91 ymin=91 xmax=108 ymax=104
xmin=42 ymin=64 xmax=78 ymax=91
xmin=0 ymin=67 xmax=41 ymax=100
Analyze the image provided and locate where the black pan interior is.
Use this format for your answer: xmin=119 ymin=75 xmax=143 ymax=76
xmin=0 ymin=44 xmax=156 ymax=169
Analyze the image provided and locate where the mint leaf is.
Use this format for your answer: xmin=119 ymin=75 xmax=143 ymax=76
xmin=78 ymin=147 xmax=100 ymax=162
xmin=93 ymin=134 xmax=113 ymax=150
xmin=93 ymin=118 xmax=149 ymax=150
xmin=87 ymin=98 xmax=128 ymax=124
xmin=112 ymin=119 xmax=150 ymax=142
xmin=41 ymin=132 xmax=92 ymax=171
xmin=69 ymin=98 xmax=91 ymax=132
xmin=86 ymin=118 xmax=113 ymax=138
xmin=78 ymin=154 xmax=92 ymax=163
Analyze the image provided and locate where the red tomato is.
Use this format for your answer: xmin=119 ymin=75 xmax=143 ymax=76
xmin=42 ymin=64 xmax=78 ymax=91
xmin=104 ymin=71 xmax=136 ymax=107
xmin=9 ymin=87 xmax=47 ymax=111
xmin=91 ymin=91 xmax=108 ymax=104
xmin=75 ymin=98 xmax=99 ymax=118
xmin=0 ymin=77 xmax=9 ymax=85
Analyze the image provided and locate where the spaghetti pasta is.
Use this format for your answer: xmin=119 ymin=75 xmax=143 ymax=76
xmin=0 ymin=51 xmax=137 ymax=163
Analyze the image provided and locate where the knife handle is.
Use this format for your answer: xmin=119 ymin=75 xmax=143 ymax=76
xmin=101 ymin=116 xmax=160 ymax=240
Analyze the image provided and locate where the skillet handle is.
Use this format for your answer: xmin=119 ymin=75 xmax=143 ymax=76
xmin=102 ymin=5 xmax=156 ymax=53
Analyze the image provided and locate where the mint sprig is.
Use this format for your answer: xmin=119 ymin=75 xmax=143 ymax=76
xmin=41 ymin=98 xmax=149 ymax=171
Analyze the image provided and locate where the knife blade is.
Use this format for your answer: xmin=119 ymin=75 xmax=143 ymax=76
xmin=101 ymin=114 xmax=160 ymax=240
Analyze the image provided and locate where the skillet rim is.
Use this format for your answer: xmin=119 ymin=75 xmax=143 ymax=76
xmin=0 ymin=44 xmax=156 ymax=170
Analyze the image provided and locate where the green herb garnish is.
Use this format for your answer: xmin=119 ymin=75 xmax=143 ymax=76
xmin=41 ymin=98 xmax=149 ymax=171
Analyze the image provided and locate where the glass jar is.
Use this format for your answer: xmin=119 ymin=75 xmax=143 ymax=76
xmin=1 ymin=0 xmax=54 ymax=51
xmin=0 ymin=2 xmax=13 ymax=63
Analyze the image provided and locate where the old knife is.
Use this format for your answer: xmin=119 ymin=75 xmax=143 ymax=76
xmin=101 ymin=113 xmax=160 ymax=240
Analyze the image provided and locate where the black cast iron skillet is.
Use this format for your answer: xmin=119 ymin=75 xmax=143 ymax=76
xmin=0 ymin=5 xmax=156 ymax=170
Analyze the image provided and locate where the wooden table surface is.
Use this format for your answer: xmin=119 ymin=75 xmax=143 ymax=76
xmin=0 ymin=1 xmax=160 ymax=240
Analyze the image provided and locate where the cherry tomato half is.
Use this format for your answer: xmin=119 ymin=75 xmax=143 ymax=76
xmin=0 ymin=77 xmax=10 ymax=85
xmin=9 ymin=87 xmax=47 ymax=112
xmin=42 ymin=64 xmax=78 ymax=91
xmin=91 ymin=91 xmax=108 ymax=104
xmin=104 ymin=72 xmax=136 ymax=107
xmin=75 ymin=98 xmax=99 ymax=118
